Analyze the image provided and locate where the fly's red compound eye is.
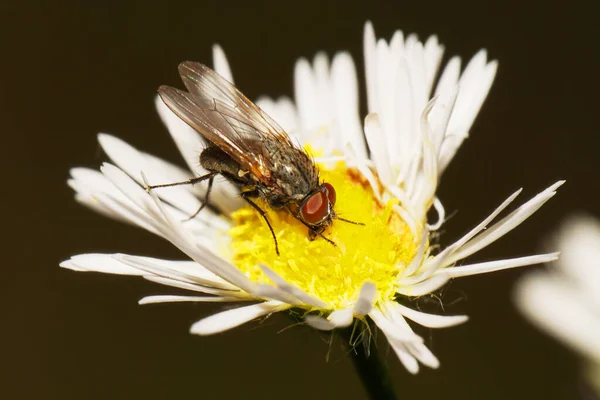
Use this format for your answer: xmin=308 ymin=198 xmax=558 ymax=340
xmin=322 ymin=182 xmax=336 ymax=205
xmin=300 ymin=191 xmax=329 ymax=225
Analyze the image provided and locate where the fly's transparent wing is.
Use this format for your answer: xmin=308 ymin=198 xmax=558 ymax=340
xmin=158 ymin=62 xmax=300 ymax=183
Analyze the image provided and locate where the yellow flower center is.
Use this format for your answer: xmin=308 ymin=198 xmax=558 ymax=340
xmin=229 ymin=162 xmax=416 ymax=310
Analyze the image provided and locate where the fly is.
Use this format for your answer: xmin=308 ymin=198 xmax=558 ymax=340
xmin=146 ymin=62 xmax=363 ymax=255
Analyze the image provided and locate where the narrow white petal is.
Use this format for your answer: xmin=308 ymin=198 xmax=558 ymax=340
xmin=139 ymin=295 xmax=245 ymax=304
xmin=101 ymin=163 xmax=157 ymax=215
xmin=69 ymin=167 xmax=165 ymax=234
xmin=371 ymin=309 xmax=421 ymax=373
xmin=391 ymin=341 xmax=420 ymax=374
xmin=364 ymin=113 xmax=391 ymax=184
xmin=154 ymin=95 xmax=205 ymax=174
xmin=252 ymin=283 xmax=303 ymax=305
xmin=143 ymin=275 xmax=249 ymax=299
xmin=304 ymin=308 xmax=354 ymax=331
xmin=446 ymin=181 xmax=565 ymax=264
xmin=98 ymin=134 xmax=205 ymax=217
xmin=116 ymin=254 xmax=242 ymax=293
xmin=426 ymin=197 xmax=446 ymax=231
xmin=255 ymin=96 xmax=298 ymax=134
xmin=294 ymin=58 xmax=318 ymax=130
xmin=394 ymin=303 xmax=468 ymax=328
xmin=401 ymin=230 xmax=429 ymax=278
xmin=552 ymin=215 xmax=600 ymax=291
xmin=407 ymin=341 xmax=440 ymax=369
xmin=305 ymin=315 xmax=336 ymax=331
xmin=397 ymin=273 xmax=449 ymax=296
xmin=423 ymin=35 xmax=444 ymax=94
xmin=190 ymin=301 xmax=286 ymax=335
xmin=60 ymin=253 xmax=143 ymax=275
xmin=212 ymin=44 xmax=234 ymax=83
xmin=415 ymin=188 xmax=524 ymax=281
xmin=434 ymin=56 xmax=460 ymax=100
xmin=73 ymin=192 xmax=129 ymax=224
xmin=126 ymin=174 xmax=256 ymax=294
xmin=441 ymin=253 xmax=560 ymax=278
xmin=329 ymin=308 xmax=354 ymax=327
xmin=260 ymin=265 xmax=329 ymax=308
xmin=354 ymin=282 xmax=377 ymax=316
xmin=363 ymin=21 xmax=377 ymax=113
xmin=331 ymin=52 xmax=366 ymax=158
xmin=369 ymin=308 xmax=424 ymax=343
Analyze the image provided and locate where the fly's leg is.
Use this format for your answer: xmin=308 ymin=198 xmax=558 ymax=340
xmin=182 ymin=173 xmax=216 ymax=222
xmin=242 ymin=192 xmax=280 ymax=256
xmin=144 ymin=172 xmax=216 ymax=190
xmin=287 ymin=206 xmax=336 ymax=247
xmin=144 ymin=172 xmax=218 ymax=222
xmin=308 ymin=226 xmax=336 ymax=246
xmin=336 ymin=217 xmax=365 ymax=226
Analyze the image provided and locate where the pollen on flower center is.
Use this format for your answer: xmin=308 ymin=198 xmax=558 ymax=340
xmin=228 ymin=163 xmax=417 ymax=310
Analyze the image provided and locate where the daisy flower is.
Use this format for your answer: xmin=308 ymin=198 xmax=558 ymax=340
xmin=515 ymin=215 xmax=600 ymax=394
xmin=62 ymin=21 xmax=562 ymax=375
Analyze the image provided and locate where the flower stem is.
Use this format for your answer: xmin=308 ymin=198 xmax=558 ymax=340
xmin=340 ymin=324 xmax=398 ymax=400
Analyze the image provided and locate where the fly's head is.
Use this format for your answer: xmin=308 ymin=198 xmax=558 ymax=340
xmin=298 ymin=182 xmax=337 ymax=230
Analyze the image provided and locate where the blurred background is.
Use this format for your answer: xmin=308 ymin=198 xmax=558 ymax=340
xmin=2 ymin=0 xmax=598 ymax=399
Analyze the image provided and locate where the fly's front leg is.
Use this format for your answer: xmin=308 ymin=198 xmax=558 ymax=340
xmin=286 ymin=205 xmax=336 ymax=247
xmin=241 ymin=191 xmax=280 ymax=256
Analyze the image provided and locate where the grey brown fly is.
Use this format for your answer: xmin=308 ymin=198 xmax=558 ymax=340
xmin=146 ymin=62 xmax=362 ymax=255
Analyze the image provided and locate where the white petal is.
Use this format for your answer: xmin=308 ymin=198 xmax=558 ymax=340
xmin=354 ymin=282 xmax=376 ymax=316
xmin=116 ymin=254 xmax=242 ymax=293
xmin=255 ymin=96 xmax=298 ymax=134
xmin=260 ymin=265 xmax=329 ymax=308
xmin=364 ymin=113 xmax=391 ymax=184
xmin=190 ymin=301 xmax=286 ymax=335
xmin=304 ymin=308 xmax=354 ymax=331
xmin=60 ymin=253 xmax=143 ymax=275
xmin=212 ymin=44 xmax=234 ymax=83
xmin=154 ymin=95 xmax=204 ymax=174
xmin=329 ymin=308 xmax=354 ymax=327
xmin=426 ymin=197 xmax=446 ymax=231
xmin=294 ymin=58 xmax=319 ymax=131
xmin=394 ymin=303 xmax=468 ymax=328
xmin=552 ymin=215 xmax=600 ymax=293
xmin=252 ymin=283 xmax=302 ymax=305
xmin=446 ymin=181 xmax=565 ymax=265
xmin=413 ymin=187 xmax=524 ymax=282
xmin=139 ymin=295 xmax=244 ymax=304
xmin=305 ymin=315 xmax=336 ymax=331
xmin=407 ymin=341 xmax=440 ymax=369
xmin=143 ymin=275 xmax=247 ymax=297
xmin=516 ymin=272 xmax=600 ymax=362
xmin=331 ymin=52 xmax=366 ymax=158
xmin=363 ymin=21 xmax=377 ymax=113
xmin=370 ymin=309 xmax=422 ymax=374
xmin=434 ymin=56 xmax=460 ymax=100
xmin=98 ymin=134 xmax=205 ymax=217
xmin=390 ymin=341 xmax=420 ymax=374
xmin=69 ymin=168 xmax=163 ymax=235
xmin=369 ymin=308 xmax=424 ymax=343
xmin=441 ymin=253 xmax=559 ymax=278
xmin=397 ymin=272 xmax=449 ymax=297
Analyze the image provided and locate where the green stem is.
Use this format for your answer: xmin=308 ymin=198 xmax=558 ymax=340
xmin=340 ymin=324 xmax=397 ymax=400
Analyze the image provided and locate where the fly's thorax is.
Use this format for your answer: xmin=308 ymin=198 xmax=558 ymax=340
xmin=265 ymin=139 xmax=318 ymax=199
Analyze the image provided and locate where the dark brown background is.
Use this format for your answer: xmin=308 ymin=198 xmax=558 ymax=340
xmin=2 ymin=0 xmax=598 ymax=399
